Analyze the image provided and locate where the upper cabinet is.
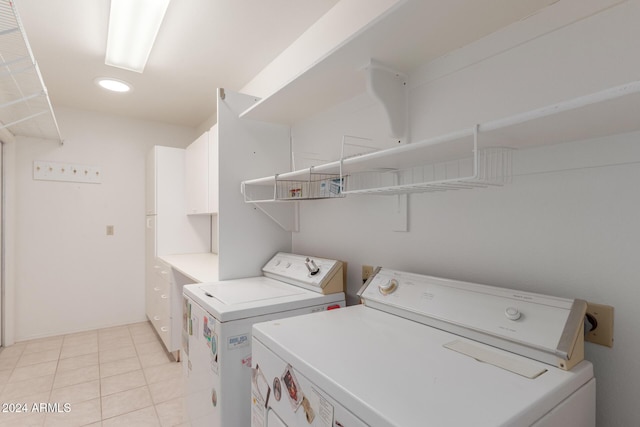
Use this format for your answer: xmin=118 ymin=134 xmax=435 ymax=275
xmin=186 ymin=124 xmax=219 ymax=215
xmin=145 ymin=147 xmax=157 ymax=215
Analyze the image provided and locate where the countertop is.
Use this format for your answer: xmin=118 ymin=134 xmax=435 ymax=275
xmin=159 ymin=252 xmax=219 ymax=283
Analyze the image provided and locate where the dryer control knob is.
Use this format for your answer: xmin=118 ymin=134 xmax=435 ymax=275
xmin=379 ymin=279 xmax=398 ymax=295
xmin=505 ymin=307 xmax=521 ymax=321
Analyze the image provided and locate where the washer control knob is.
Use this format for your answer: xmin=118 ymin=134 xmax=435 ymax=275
xmin=505 ymin=307 xmax=521 ymax=321
xmin=379 ymin=279 xmax=398 ymax=295
xmin=305 ymin=257 xmax=320 ymax=276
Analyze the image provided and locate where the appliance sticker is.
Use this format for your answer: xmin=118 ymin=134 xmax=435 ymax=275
xmin=228 ymin=334 xmax=250 ymax=350
xmin=210 ymin=332 xmax=219 ymax=373
xmin=252 ymin=365 xmax=270 ymax=408
xmin=311 ymin=387 xmax=334 ymax=427
xmin=211 ymin=387 xmax=217 ymax=407
xmin=203 ymin=316 xmax=214 ymax=342
xmin=281 ymin=364 xmax=303 ymax=411
xmin=251 ymin=366 xmax=267 ymax=427
xmin=242 ymin=354 xmax=252 ymax=368
xmin=273 ymin=377 xmax=282 ymax=401
xmin=301 ymin=396 xmax=315 ymax=424
xmin=251 ymin=388 xmax=266 ymax=427
xmin=182 ymin=298 xmax=190 ymax=334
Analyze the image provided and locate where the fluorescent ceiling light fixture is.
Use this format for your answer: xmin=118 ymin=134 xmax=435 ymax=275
xmin=95 ymin=78 xmax=132 ymax=92
xmin=105 ymin=0 xmax=171 ymax=73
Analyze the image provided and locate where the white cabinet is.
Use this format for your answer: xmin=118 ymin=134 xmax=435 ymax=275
xmin=146 ymin=256 xmax=172 ymax=350
xmin=145 ymin=145 xmax=211 ymax=354
xmin=145 ymin=148 xmax=157 ymax=215
xmin=185 ymin=124 xmax=218 ymax=215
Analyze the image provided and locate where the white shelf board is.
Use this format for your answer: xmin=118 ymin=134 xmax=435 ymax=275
xmin=242 ymin=80 xmax=640 ymax=199
xmin=242 ymin=129 xmax=474 ymax=189
xmin=480 ymin=81 xmax=640 ymax=149
xmin=239 ymin=0 xmax=556 ymax=125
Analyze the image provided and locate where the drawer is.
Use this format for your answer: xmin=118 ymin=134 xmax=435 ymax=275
xmin=149 ymin=300 xmax=171 ymax=350
xmin=146 ymin=276 xmax=169 ymax=319
xmin=151 ymin=259 xmax=172 ymax=283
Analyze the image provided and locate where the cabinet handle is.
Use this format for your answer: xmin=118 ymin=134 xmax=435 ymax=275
xmin=160 ymin=327 xmax=168 ymax=332
xmin=161 ymin=294 xmax=168 ymax=299
xmin=153 ymin=287 xmax=160 ymax=291
xmin=153 ymin=316 xmax=160 ymax=321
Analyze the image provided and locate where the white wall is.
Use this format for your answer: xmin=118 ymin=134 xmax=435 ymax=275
xmin=290 ymin=1 xmax=640 ymax=426
xmin=9 ymin=107 xmax=197 ymax=341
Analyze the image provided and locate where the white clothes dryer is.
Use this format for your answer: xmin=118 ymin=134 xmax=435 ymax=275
xmin=251 ymin=268 xmax=595 ymax=427
xmin=182 ymin=253 xmax=345 ymax=427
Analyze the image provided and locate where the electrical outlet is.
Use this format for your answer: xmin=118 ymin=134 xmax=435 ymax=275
xmin=362 ymin=265 xmax=375 ymax=283
xmin=585 ymin=302 xmax=614 ymax=347
xmin=106 ymin=225 xmax=114 ymax=236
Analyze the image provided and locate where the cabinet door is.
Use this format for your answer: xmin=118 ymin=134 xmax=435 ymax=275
xmin=145 ymin=148 xmax=157 ymax=215
xmin=145 ymin=216 xmax=157 ymax=318
xmin=208 ymin=125 xmax=219 ymax=214
xmin=185 ymin=131 xmax=209 ymax=214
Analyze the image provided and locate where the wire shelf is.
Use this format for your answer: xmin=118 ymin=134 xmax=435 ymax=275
xmin=0 ymin=0 xmax=62 ymax=142
xmin=343 ymin=147 xmax=513 ymax=195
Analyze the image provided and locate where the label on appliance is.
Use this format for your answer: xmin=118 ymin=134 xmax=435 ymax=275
xmin=251 ymin=388 xmax=266 ymax=427
xmin=203 ymin=316 xmax=214 ymax=341
xmin=228 ymin=334 xmax=250 ymax=350
xmin=242 ymin=354 xmax=252 ymax=368
xmin=311 ymin=387 xmax=333 ymax=427
xmin=210 ymin=332 xmax=219 ymax=374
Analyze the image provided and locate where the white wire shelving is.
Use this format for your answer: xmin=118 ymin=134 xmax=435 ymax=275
xmin=241 ymin=80 xmax=640 ymax=201
xmin=0 ymin=0 xmax=62 ymax=143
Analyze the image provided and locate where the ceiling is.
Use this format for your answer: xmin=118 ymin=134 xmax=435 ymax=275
xmin=14 ymin=0 xmax=340 ymax=129
xmin=12 ymin=0 xmax=558 ymax=133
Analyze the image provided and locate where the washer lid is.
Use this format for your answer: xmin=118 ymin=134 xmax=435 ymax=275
xmin=183 ymin=277 xmax=343 ymax=322
xmin=203 ymin=278 xmax=306 ymax=305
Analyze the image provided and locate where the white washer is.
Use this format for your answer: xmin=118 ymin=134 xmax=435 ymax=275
xmin=182 ymin=253 xmax=345 ymax=427
xmin=251 ymin=268 xmax=595 ymax=427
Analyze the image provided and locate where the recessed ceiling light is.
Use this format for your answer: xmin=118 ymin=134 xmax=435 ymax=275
xmin=95 ymin=78 xmax=132 ymax=93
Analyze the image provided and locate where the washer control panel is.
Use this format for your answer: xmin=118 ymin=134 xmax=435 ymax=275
xmin=262 ymin=253 xmax=342 ymax=294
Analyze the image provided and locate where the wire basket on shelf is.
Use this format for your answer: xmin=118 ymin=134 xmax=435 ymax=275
xmin=342 ymin=147 xmax=513 ymax=195
xmin=276 ymin=173 xmax=345 ymax=200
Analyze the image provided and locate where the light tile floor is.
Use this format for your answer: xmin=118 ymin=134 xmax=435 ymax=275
xmin=0 ymin=322 xmax=188 ymax=427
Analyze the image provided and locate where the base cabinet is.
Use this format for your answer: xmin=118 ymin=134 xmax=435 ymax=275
xmin=146 ymin=258 xmax=172 ymax=351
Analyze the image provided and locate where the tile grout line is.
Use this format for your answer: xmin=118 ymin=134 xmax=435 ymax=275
xmin=131 ymin=323 xmax=163 ymax=427
xmin=1 ymin=322 xmax=170 ymax=426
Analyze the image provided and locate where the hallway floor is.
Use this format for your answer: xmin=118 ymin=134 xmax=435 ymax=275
xmin=0 ymin=321 xmax=187 ymax=426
